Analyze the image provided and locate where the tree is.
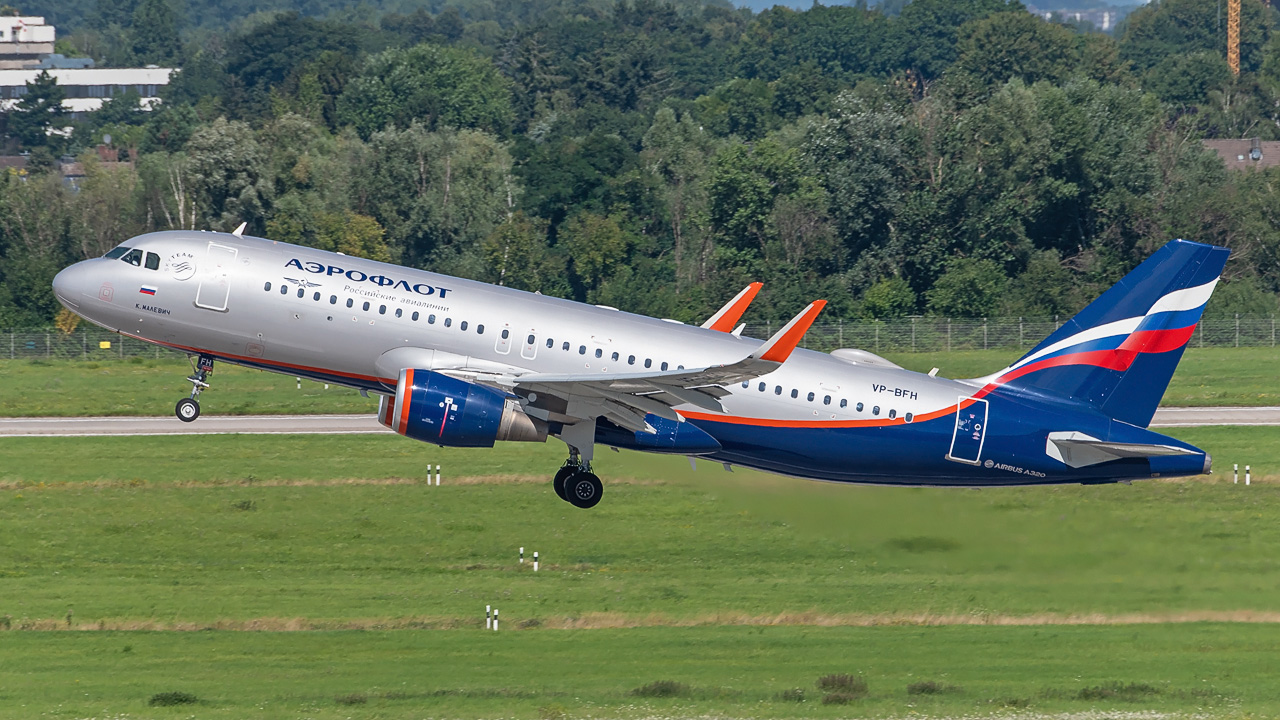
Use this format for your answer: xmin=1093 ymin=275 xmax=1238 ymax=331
xmin=560 ymin=211 xmax=630 ymax=293
xmin=860 ymin=276 xmax=918 ymax=318
xmin=183 ymin=117 xmax=273 ymax=232
xmin=1142 ymin=52 xmax=1231 ymax=107
xmin=889 ymin=0 xmax=1026 ymax=81
xmin=130 ymin=0 xmax=181 ymax=66
xmin=338 ymin=44 xmax=514 ymax=140
xmin=926 ymin=257 xmax=1008 ymax=317
xmin=946 ymin=12 xmax=1079 ymax=101
xmin=1120 ymin=0 xmax=1270 ymax=75
xmin=8 ymin=71 xmax=66 ymax=149
xmin=481 ymin=212 xmax=553 ymax=291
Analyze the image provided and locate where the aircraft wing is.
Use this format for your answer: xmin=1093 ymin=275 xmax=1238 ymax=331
xmin=495 ymin=300 xmax=826 ymax=434
xmin=1045 ymin=431 xmax=1200 ymax=468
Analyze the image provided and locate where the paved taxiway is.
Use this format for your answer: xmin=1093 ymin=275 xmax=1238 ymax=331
xmin=0 ymin=407 xmax=1277 ymax=437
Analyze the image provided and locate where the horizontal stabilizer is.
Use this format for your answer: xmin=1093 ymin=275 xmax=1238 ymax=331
xmin=1045 ymin=431 xmax=1200 ymax=468
xmin=702 ymin=282 xmax=763 ymax=332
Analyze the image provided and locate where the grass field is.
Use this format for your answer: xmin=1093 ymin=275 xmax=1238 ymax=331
xmin=0 ymin=345 xmax=1277 ymax=417
xmin=1 ymin=426 xmax=1279 ymax=718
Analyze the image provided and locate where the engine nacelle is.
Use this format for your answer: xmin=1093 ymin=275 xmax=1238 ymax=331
xmin=378 ymin=369 xmax=547 ymax=447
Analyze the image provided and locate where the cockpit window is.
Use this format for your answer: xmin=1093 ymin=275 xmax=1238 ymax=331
xmin=104 ymin=246 xmax=130 ymax=259
xmin=145 ymin=252 xmax=160 ymax=270
xmin=120 ymin=249 xmax=143 ymax=266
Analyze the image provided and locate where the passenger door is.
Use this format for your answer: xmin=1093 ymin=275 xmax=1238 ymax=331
xmin=194 ymin=242 xmax=237 ymax=312
xmin=946 ymin=397 xmax=989 ymax=465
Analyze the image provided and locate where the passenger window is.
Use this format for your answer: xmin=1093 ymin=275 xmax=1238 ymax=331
xmin=758 ymin=382 xmax=766 ymax=392
xmin=628 ymin=355 xmax=636 ymax=365
xmin=889 ymin=409 xmax=897 ymax=419
xmin=121 ymin=249 xmax=143 ymax=266
xmin=477 ymin=324 xmax=484 ymax=334
xmin=460 ymin=321 xmax=468 ymax=331
xmin=774 ymin=386 xmax=782 ymax=395
xmin=562 ymin=342 xmax=570 ymax=351
xmin=264 ymin=282 xmax=272 ymax=292
xmin=741 ymin=381 xmax=749 ymax=388
xmin=428 ymin=314 xmax=436 ymax=324
xmin=872 ymin=406 xmax=880 ymax=416
xmin=297 ymin=288 xmax=305 ymax=298
xmin=527 ymin=334 xmax=535 ymax=344
xmin=578 ymin=345 xmax=586 ymax=355
xmin=595 ymin=348 xmax=602 ymax=358
xmin=104 ymin=246 xmax=130 ymax=259
xmin=362 ymin=301 xmax=370 ymax=311
xmin=412 ymin=311 xmax=419 ymax=321
xmin=145 ymin=252 xmax=160 ymax=270
xmin=661 ymin=362 xmax=668 ymax=371
xmin=346 ymin=298 xmax=353 ymax=308
xmin=395 ymin=308 xmax=403 ymax=318
xmin=280 ymin=286 xmax=288 ymax=295
xmin=905 ymin=412 xmax=914 ymax=423
xmin=807 ymin=392 xmax=815 ymax=402
xmin=856 ymin=402 xmax=864 ymax=412
xmin=823 ymin=395 xmax=831 ymax=405
xmin=547 ymin=338 xmax=555 ymax=348
xmin=502 ymin=329 xmax=510 ymax=339
xmin=444 ymin=318 xmax=452 ymax=327
xmin=313 ymin=292 xmax=321 ymax=301
xmin=644 ymin=359 xmax=652 ymax=368
xmin=791 ymin=389 xmax=798 ymax=399
xmin=612 ymin=352 xmax=619 ymax=361
xmin=840 ymin=399 xmax=847 ymax=408
xmin=329 ymin=295 xmax=337 ymax=304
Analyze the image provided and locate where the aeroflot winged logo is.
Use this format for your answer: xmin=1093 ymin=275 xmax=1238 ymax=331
xmin=285 ymin=259 xmax=453 ymax=298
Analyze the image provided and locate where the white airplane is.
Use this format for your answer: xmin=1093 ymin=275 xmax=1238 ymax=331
xmin=52 ymin=230 xmax=1226 ymax=508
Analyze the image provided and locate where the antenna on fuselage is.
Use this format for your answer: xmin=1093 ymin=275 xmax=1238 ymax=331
xmin=232 ymin=222 xmax=247 ymax=238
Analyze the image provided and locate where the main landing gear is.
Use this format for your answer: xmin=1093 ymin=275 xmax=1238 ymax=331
xmin=553 ymin=448 xmax=603 ymax=509
xmin=176 ymin=354 xmax=214 ymax=423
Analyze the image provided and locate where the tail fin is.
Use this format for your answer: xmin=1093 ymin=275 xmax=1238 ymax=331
xmin=979 ymin=239 xmax=1229 ymax=427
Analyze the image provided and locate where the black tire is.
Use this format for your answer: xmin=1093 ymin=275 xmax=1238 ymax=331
xmin=565 ymin=472 xmax=603 ymax=509
xmin=175 ymin=398 xmax=200 ymax=423
xmin=552 ymin=465 xmax=575 ymax=501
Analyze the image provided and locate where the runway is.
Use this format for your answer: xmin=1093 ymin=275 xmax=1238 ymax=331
xmin=0 ymin=407 xmax=1277 ymax=437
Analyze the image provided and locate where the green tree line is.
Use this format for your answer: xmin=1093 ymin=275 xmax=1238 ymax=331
xmin=4 ymin=0 xmax=1280 ymax=330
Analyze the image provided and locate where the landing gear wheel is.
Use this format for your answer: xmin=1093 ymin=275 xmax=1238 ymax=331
xmin=553 ymin=465 xmax=575 ymax=501
xmin=175 ymin=398 xmax=200 ymax=423
xmin=565 ymin=471 xmax=603 ymax=509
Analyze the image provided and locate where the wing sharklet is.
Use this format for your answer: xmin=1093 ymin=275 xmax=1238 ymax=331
xmin=752 ymin=300 xmax=828 ymax=364
xmin=702 ymin=282 xmax=763 ymax=332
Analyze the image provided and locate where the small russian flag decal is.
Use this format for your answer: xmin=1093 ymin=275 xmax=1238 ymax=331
xmin=140 ymin=285 xmax=157 ymax=295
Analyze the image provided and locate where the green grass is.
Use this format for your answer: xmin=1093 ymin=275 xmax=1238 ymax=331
xmin=2 ymin=429 xmax=1278 ymax=718
xmin=1 ymin=624 xmax=1277 ymax=719
xmin=1 ymin=345 xmax=1278 ymax=418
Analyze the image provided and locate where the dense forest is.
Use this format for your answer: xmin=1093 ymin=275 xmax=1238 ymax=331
xmin=4 ymin=0 xmax=1280 ymax=330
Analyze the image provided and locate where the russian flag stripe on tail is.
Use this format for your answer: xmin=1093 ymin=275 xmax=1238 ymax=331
xmin=978 ymin=240 xmax=1229 ymax=428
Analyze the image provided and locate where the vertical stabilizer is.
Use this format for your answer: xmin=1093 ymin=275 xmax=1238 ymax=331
xmin=978 ymin=240 xmax=1229 ymax=427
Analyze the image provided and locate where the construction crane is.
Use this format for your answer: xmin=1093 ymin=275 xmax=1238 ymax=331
xmin=1228 ymin=0 xmax=1240 ymax=75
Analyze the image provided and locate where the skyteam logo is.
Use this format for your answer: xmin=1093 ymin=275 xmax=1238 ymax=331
xmin=285 ymin=258 xmax=452 ymax=298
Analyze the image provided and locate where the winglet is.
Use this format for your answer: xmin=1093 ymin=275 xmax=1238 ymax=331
xmin=232 ymin=222 xmax=247 ymax=238
xmin=702 ymin=282 xmax=763 ymax=332
xmin=752 ymin=300 xmax=826 ymax=364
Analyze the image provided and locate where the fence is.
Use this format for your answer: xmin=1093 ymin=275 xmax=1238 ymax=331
xmin=3 ymin=314 xmax=1278 ymax=360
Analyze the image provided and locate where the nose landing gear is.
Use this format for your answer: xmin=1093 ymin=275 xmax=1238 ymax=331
xmin=553 ymin=448 xmax=603 ymax=509
xmin=176 ymin=354 xmax=214 ymax=423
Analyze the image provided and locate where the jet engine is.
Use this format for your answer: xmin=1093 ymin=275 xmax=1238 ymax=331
xmin=378 ymin=369 xmax=546 ymax=447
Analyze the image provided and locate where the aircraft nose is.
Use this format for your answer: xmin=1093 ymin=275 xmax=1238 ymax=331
xmin=52 ymin=262 xmax=91 ymax=309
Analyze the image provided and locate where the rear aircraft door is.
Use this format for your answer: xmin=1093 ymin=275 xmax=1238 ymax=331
xmin=194 ymin=242 xmax=237 ymax=312
xmin=946 ymin=397 xmax=989 ymax=465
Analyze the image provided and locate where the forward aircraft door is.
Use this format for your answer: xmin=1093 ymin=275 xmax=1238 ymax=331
xmin=194 ymin=242 xmax=237 ymax=312
xmin=946 ymin=397 xmax=989 ymax=465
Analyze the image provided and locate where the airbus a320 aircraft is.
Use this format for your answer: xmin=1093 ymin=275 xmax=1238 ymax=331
xmin=52 ymin=230 xmax=1227 ymax=508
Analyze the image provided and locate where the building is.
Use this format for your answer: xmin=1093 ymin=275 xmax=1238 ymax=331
xmin=0 ymin=16 xmax=174 ymax=117
xmin=0 ymin=67 xmax=175 ymax=114
xmin=0 ymin=16 xmax=55 ymax=70
xmin=1202 ymin=138 xmax=1280 ymax=172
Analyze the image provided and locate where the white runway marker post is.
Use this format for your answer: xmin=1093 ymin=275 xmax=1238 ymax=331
xmin=1246 ymin=465 xmax=1251 ymax=485
xmin=486 ymin=605 xmax=491 ymax=629
xmin=493 ymin=609 xmax=498 ymax=632
xmin=520 ymin=547 xmax=524 ymax=564
xmin=296 ymin=377 xmax=301 ymax=390
xmin=1234 ymin=463 xmax=1239 ymax=484
xmin=533 ymin=552 xmax=539 ymax=572
xmin=435 ymin=465 xmax=441 ymax=486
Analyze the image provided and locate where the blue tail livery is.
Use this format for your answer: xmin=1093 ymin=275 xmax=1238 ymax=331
xmin=977 ymin=240 xmax=1229 ymax=428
